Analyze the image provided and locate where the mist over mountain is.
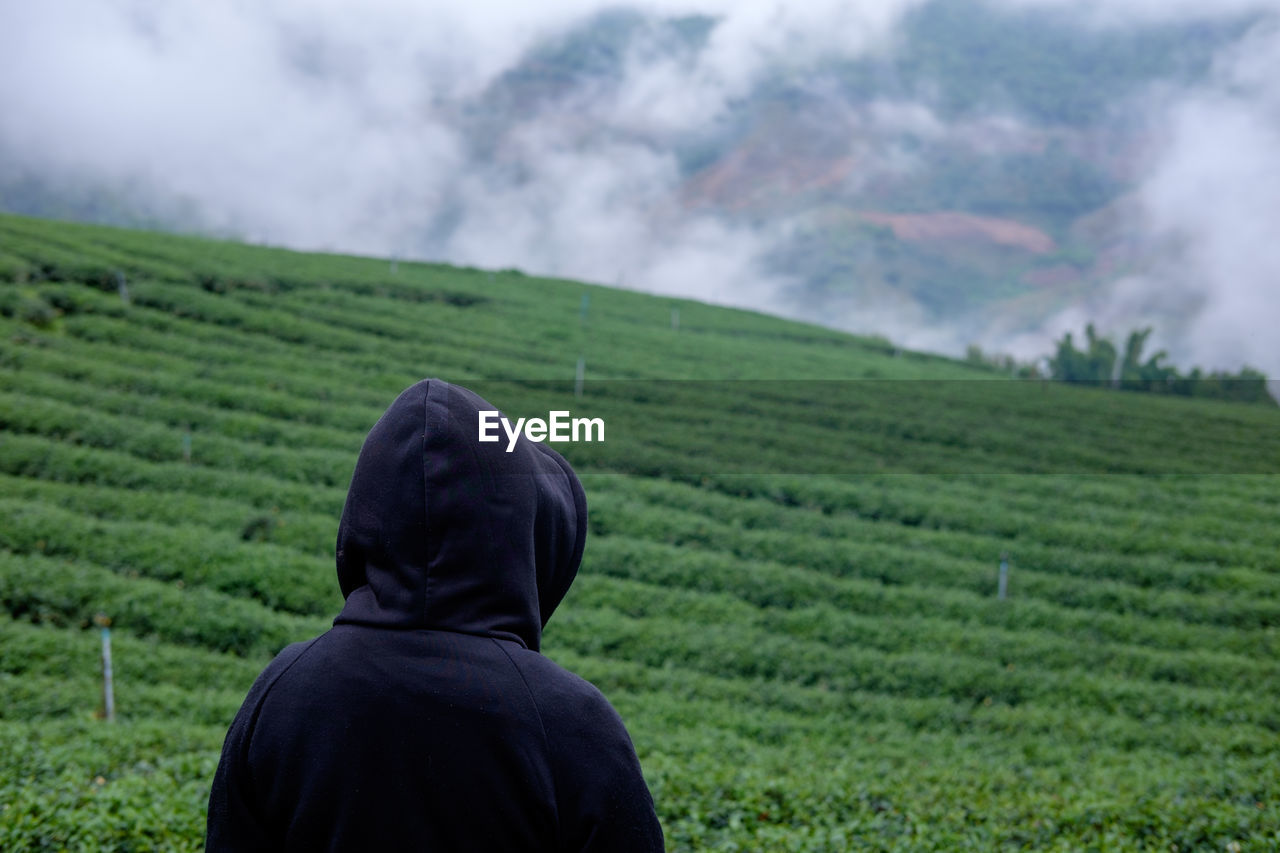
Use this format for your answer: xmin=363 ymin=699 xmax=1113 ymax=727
xmin=3 ymin=0 xmax=1277 ymax=375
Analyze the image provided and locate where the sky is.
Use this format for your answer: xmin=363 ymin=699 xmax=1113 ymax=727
xmin=2 ymin=0 xmax=1278 ymax=376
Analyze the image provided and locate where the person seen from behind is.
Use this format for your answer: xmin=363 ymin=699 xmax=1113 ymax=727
xmin=206 ymin=379 xmax=664 ymax=851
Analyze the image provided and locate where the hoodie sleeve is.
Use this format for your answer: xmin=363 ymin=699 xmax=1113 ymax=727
xmin=206 ymin=640 xmax=316 ymax=853
xmin=519 ymin=658 xmax=664 ymax=853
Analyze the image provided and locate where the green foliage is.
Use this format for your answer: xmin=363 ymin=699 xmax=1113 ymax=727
xmin=1049 ymin=323 xmax=1119 ymax=385
xmin=965 ymin=344 xmax=1042 ymax=378
xmin=1 ymin=212 xmax=1278 ymax=850
xmin=0 ymin=719 xmax=222 ymax=852
xmin=1049 ymin=325 xmax=1274 ymax=405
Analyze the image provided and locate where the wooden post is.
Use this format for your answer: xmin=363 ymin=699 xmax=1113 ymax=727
xmin=115 ymin=271 xmax=129 ymax=304
xmin=998 ymin=552 xmax=1009 ymax=600
xmin=94 ymin=613 xmax=115 ymax=722
xmin=575 ymin=355 xmax=585 ymax=399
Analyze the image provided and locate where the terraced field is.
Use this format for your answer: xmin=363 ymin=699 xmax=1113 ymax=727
xmin=1 ymin=213 xmax=1278 ymax=850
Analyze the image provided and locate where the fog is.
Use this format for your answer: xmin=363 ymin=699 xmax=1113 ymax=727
xmin=2 ymin=0 xmax=1278 ymax=375
xmin=997 ymin=15 xmax=1280 ymax=376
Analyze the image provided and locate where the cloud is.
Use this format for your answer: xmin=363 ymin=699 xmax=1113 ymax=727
xmin=0 ymin=1 xmax=479 ymax=252
xmin=2 ymin=0 xmax=1279 ymax=375
xmin=993 ymin=0 xmax=1280 ymax=27
xmin=440 ymin=124 xmax=791 ymax=313
xmin=693 ymin=1 xmax=923 ymax=94
xmin=1138 ymin=22 xmax=1280 ymax=373
xmin=0 ymin=0 xmax=806 ymax=316
xmin=1001 ymin=18 xmax=1280 ymax=376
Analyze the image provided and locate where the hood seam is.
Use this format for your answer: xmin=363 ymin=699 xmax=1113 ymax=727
xmin=491 ymin=638 xmax=560 ymax=847
xmin=420 ymin=380 xmax=434 ymax=629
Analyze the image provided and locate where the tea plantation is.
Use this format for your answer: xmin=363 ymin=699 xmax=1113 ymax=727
xmin=1 ymin=212 xmax=1278 ymax=850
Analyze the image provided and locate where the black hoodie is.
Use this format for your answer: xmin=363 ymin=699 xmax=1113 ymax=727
xmin=206 ymin=379 xmax=663 ymax=852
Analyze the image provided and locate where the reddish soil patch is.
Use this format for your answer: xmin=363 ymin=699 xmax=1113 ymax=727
xmin=685 ymin=147 xmax=857 ymax=211
xmin=1022 ymin=264 xmax=1082 ymax=288
xmin=857 ymin=211 xmax=1056 ymax=254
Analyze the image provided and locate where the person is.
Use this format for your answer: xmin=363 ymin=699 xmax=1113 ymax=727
xmin=207 ymin=379 xmax=664 ymax=851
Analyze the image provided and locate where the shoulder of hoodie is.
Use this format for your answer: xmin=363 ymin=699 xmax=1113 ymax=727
xmin=237 ymin=637 xmax=324 ymax=718
xmin=495 ymin=642 xmax=632 ymax=738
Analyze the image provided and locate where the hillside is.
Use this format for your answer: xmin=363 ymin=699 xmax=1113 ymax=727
xmin=1 ymin=213 xmax=1279 ymax=850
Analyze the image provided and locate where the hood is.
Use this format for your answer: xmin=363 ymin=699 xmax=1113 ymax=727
xmin=333 ymin=379 xmax=588 ymax=651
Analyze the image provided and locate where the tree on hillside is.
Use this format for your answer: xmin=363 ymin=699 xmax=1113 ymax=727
xmin=1119 ymin=327 xmax=1151 ymax=383
xmin=1049 ymin=323 xmax=1116 ymax=383
xmin=1048 ymin=325 xmax=1273 ymax=405
xmin=1116 ymin=326 xmax=1177 ymax=391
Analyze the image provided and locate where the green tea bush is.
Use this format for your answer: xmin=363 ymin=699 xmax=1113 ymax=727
xmin=2 ymin=212 xmax=1277 ymax=850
